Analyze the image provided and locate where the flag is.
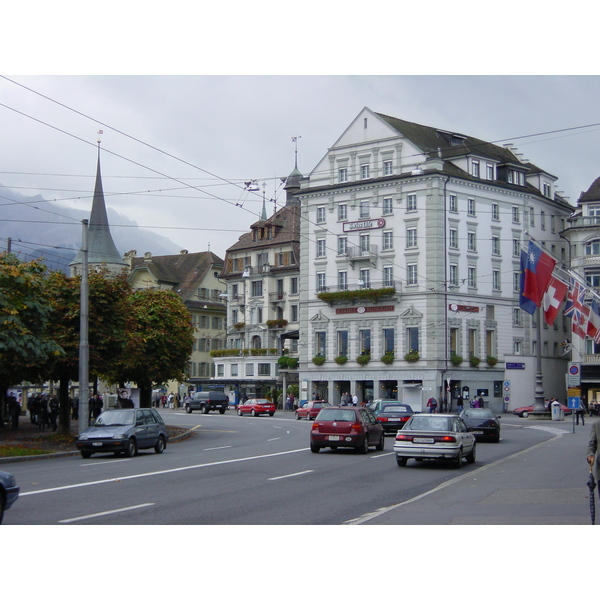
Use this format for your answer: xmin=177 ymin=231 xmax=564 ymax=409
xmin=522 ymin=241 xmax=557 ymax=306
xmin=519 ymin=250 xmax=538 ymax=315
xmin=564 ymin=279 xmax=590 ymax=339
xmin=588 ymin=299 xmax=600 ymax=343
xmin=542 ymin=276 xmax=568 ymax=326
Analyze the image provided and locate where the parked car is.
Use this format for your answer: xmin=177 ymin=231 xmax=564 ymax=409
xmin=75 ymin=408 xmax=169 ymax=458
xmin=296 ymin=400 xmax=330 ymax=421
xmin=368 ymin=399 xmax=401 ymax=416
xmin=237 ymin=398 xmax=277 ymax=417
xmin=513 ymin=402 xmax=572 ymax=418
xmin=459 ymin=408 xmax=501 ymax=442
xmin=0 ymin=471 xmax=19 ymax=524
xmin=310 ymin=406 xmax=385 ymax=453
xmin=376 ymin=403 xmax=414 ymax=434
xmin=184 ymin=391 xmax=229 ymax=414
xmin=393 ymin=413 xmax=476 ymax=468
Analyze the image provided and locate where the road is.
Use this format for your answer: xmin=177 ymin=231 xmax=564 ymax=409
xmin=3 ymin=409 xmax=563 ymax=525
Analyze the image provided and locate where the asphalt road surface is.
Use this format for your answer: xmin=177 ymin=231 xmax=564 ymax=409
xmin=5 ymin=410 xmax=559 ymax=525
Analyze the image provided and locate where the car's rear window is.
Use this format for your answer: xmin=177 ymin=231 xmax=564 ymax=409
xmin=405 ymin=416 xmax=452 ymax=431
xmin=381 ymin=405 xmax=410 ymax=413
xmin=317 ymin=409 xmax=356 ymax=422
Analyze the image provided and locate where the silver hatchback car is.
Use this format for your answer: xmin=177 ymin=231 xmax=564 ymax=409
xmin=76 ymin=408 xmax=169 ymax=458
xmin=393 ymin=413 xmax=476 ymax=468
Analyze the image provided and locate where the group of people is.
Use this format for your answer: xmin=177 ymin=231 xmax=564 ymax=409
xmin=339 ymin=392 xmax=359 ymax=406
xmin=152 ymin=392 xmax=181 ymax=409
xmin=25 ymin=393 xmax=60 ymax=432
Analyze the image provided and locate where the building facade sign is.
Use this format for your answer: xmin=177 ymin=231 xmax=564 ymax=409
xmin=343 ymin=218 xmax=386 ymax=232
xmin=335 ymin=305 xmax=395 ymax=315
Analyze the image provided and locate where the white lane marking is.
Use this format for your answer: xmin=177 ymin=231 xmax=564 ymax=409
xmin=369 ymin=452 xmax=395 ymax=459
xmin=203 ymin=446 xmax=232 ymax=451
xmin=20 ymin=447 xmax=308 ymax=497
xmin=59 ymin=503 xmax=155 ymax=523
xmin=80 ymin=459 xmax=131 ymax=467
xmin=269 ymin=470 xmax=313 ymax=481
xmin=267 ymin=437 xmax=281 ymax=442
xmin=345 ymin=433 xmax=559 ymax=525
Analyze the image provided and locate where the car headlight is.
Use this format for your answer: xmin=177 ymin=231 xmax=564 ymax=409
xmin=112 ymin=434 xmax=126 ymax=440
xmin=5 ymin=474 xmax=16 ymax=487
xmin=78 ymin=434 xmax=88 ymax=441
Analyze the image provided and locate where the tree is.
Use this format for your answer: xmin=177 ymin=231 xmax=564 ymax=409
xmin=43 ymin=268 xmax=131 ymax=434
xmin=108 ymin=289 xmax=194 ymax=407
xmin=0 ymin=253 xmax=63 ymax=426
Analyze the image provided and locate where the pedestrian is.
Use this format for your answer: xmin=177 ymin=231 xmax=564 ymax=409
xmin=586 ymin=418 xmax=600 ymax=475
xmin=456 ymin=396 xmax=464 ymax=413
xmin=576 ymin=402 xmax=587 ymax=426
xmin=352 ymin=393 xmax=358 ymax=406
xmin=427 ymin=397 xmax=438 ymax=413
xmin=48 ymin=396 xmax=59 ymax=431
xmin=7 ymin=394 xmax=20 ymax=430
xmin=37 ymin=395 xmax=49 ymax=432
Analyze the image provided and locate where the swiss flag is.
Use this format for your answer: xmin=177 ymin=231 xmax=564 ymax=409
xmin=542 ymin=276 xmax=568 ymax=326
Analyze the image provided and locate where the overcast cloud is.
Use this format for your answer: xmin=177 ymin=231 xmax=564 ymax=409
xmin=1 ymin=74 xmax=600 ymax=261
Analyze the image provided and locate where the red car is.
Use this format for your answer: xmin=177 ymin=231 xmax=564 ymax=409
xmin=237 ymin=398 xmax=277 ymax=417
xmin=295 ymin=400 xmax=330 ymax=421
xmin=513 ymin=402 xmax=572 ymax=418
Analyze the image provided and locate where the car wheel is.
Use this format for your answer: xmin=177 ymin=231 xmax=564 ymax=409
xmin=251 ymin=409 xmax=257 ymax=417
xmin=466 ymin=443 xmax=476 ymax=464
xmin=154 ymin=435 xmax=165 ymax=454
xmin=269 ymin=412 xmax=275 ymax=417
xmin=375 ymin=433 xmax=385 ymax=452
xmin=310 ymin=443 xmax=320 ymax=453
xmin=219 ymin=408 xmax=226 ymax=414
xmin=80 ymin=451 xmax=92 ymax=459
xmin=126 ymin=438 xmax=137 ymax=458
xmin=396 ymin=457 xmax=408 ymax=467
xmin=453 ymin=448 xmax=463 ymax=469
xmin=521 ymin=411 xmax=529 ymax=418
xmin=295 ymin=412 xmax=301 ymax=420
xmin=358 ymin=435 xmax=369 ymax=454
xmin=185 ymin=405 xmax=192 ymax=414
xmin=202 ymin=406 xmax=210 ymax=414
xmin=237 ymin=409 xmax=243 ymax=416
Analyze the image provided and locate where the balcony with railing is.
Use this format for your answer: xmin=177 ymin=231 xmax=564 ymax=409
xmin=347 ymin=244 xmax=378 ymax=265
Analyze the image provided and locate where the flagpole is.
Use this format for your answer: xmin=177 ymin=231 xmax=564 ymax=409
xmin=532 ymin=307 xmax=547 ymax=413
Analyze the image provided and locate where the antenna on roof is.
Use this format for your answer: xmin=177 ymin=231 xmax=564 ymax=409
xmin=292 ymin=136 xmax=301 ymax=168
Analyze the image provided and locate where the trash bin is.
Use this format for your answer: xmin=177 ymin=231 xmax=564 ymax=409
xmin=551 ymin=401 xmax=564 ymax=421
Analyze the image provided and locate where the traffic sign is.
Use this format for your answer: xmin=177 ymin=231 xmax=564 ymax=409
xmin=567 ymin=362 xmax=581 ymax=386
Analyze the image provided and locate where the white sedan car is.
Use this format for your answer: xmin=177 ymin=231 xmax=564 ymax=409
xmin=393 ymin=414 xmax=476 ymax=468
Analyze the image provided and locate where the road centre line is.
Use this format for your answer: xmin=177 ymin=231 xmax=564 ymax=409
xmin=344 ymin=433 xmax=560 ymax=525
xmin=268 ymin=470 xmax=313 ymax=481
xmin=203 ymin=446 xmax=232 ymax=451
xmin=369 ymin=452 xmax=395 ymax=459
xmin=58 ymin=503 xmax=155 ymax=523
xmin=80 ymin=459 xmax=131 ymax=467
xmin=20 ymin=447 xmax=308 ymax=497
xmin=267 ymin=437 xmax=281 ymax=442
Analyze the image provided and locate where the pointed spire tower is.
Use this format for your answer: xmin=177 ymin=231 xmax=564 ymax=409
xmin=284 ymin=136 xmax=302 ymax=206
xmin=70 ymin=139 xmax=127 ymax=276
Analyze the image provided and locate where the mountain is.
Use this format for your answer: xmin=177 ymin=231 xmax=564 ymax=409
xmin=0 ymin=186 xmax=180 ymax=273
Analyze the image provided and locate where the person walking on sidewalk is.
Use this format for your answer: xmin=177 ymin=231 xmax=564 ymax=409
xmin=587 ymin=420 xmax=600 ymax=472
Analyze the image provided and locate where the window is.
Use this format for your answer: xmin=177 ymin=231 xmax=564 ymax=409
xmin=359 ymin=329 xmax=371 ymax=354
xmin=360 ymin=164 xmax=370 ymax=179
xmin=551 ymin=215 xmax=556 ymax=233
xmin=246 ymin=363 xmax=254 ymax=376
xmin=586 ymin=241 xmax=600 ymax=256
xmin=586 ymin=273 xmax=600 ymax=288
xmin=231 ymin=364 xmax=238 ymax=377
xmin=407 ymin=264 xmax=418 ymax=285
xmin=315 ymin=331 xmax=327 ymax=357
xmin=450 ymin=328 xmax=458 ymax=356
xmin=383 ymin=197 xmax=393 ymax=215
xmin=512 ymin=206 xmax=520 ymax=224
xmin=338 ymin=203 xmax=347 ymax=220
xmin=359 ymin=268 xmax=370 ymax=288
xmin=492 ymin=235 xmax=500 ymax=255
xmin=449 ymin=228 xmax=458 ymax=249
xmin=486 ymin=164 xmax=494 ymax=180
xmin=216 ymin=364 xmax=224 ymax=377
xmin=448 ymin=194 xmax=457 ymax=212
xmin=486 ymin=329 xmax=495 ymax=357
xmin=316 ymin=238 xmax=326 ymax=258
xmin=529 ymin=207 xmax=535 ymax=227
xmin=231 ymin=309 xmax=238 ymax=324
xmin=468 ymin=232 xmax=476 ymax=252
xmin=383 ymin=160 xmax=393 ymax=176
xmin=383 ymin=328 xmax=394 ymax=353
xmin=258 ymin=363 xmax=271 ymax=376
xmin=492 ymin=203 xmax=499 ymax=220
xmin=290 ymin=277 xmax=299 ymax=295
xmin=492 ymin=269 xmax=501 ymax=291
xmin=316 ymin=206 xmax=326 ymax=223
xmin=291 ymin=304 xmax=298 ymax=322
xmin=337 ymin=330 xmax=348 ymax=357
xmin=468 ymin=328 xmax=477 ymax=357
xmin=406 ymin=228 xmax=417 ymax=248
xmin=513 ymin=238 xmax=520 ymax=258
xmin=251 ymin=280 xmax=263 ymax=297
xmin=541 ymin=211 xmax=546 ymax=230
xmin=317 ymin=272 xmax=327 ymax=292
xmin=383 ymin=265 xmax=394 ymax=287
xmin=449 ymin=264 xmax=458 ymax=287
xmin=407 ymin=194 xmax=417 ymax=211
xmin=360 ymin=200 xmax=370 ymax=219
xmin=468 ymin=266 xmax=476 ymax=288
xmin=339 ymin=168 xmax=348 ymax=183
xmin=383 ymin=230 xmax=394 ymax=251
xmin=338 ymin=270 xmax=348 ymax=291
xmin=468 ymin=198 xmax=476 ymax=216
xmin=514 ymin=341 xmax=522 ymax=355
xmin=360 ymin=233 xmax=370 ymax=253
xmin=542 ymin=182 xmax=551 ymax=197
xmin=471 ymin=160 xmax=480 ymax=178
xmin=508 ymin=170 xmax=524 ymax=185
xmin=513 ymin=271 xmax=520 ymax=293
xmin=338 ymin=236 xmax=348 ymax=256
xmin=407 ymin=326 xmax=419 ymax=352
xmin=513 ymin=308 xmax=523 ymax=326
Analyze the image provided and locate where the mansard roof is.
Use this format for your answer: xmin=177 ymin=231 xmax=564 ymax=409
xmin=578 ymin=177 xmax=600 ymax=203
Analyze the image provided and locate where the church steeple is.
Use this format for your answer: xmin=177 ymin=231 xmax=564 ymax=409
xmin=70 ymin=146 xmax=127 ymax=276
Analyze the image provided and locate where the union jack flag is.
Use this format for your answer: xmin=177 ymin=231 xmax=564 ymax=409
xmin=564 ymin=279 xmax=590 ymax=339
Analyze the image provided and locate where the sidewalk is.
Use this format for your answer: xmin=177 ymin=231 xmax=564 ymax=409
xmin=351 ymin=416 xmax=595 ymax=525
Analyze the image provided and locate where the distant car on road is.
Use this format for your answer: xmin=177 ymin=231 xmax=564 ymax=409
xmin=368 ymin=399 xmax=402 ymax=416
xmin=75 ymin=408 xmax=169 ymax=458
xmin=0 ymin=471 xmax=19 ymax=524
xmin=237 ymin=398 xmax=277 ymax=417
xmin=184 ymin=391 xmax=229 ymax=414
xmin=393 ymin=414 xmax=476 ymax=468
xmin=459 ymin=408 xmax=501 ymax=442
xmin=296 ymin=400 xmax=330 ymax=421
xmin=513 ymin=402 xmax=572 ymax=418
xmin=310 ymin=406 xmax=385 ymax=454
xmin=376 ymin=404 xmax=414 ymax=434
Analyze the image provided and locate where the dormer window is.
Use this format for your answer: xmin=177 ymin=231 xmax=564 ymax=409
xmin=471 ymin=160 xmax=480 ymax=178
xmin=542 ymin=182 xmax=552 ymax=198
xmin=508 ymin=169 xmax=525 ymax=186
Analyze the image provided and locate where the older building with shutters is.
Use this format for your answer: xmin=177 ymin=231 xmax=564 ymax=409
xmin=294 ymin=107 xmax=573 ymax=412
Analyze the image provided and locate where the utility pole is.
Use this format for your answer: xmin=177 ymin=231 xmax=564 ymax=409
xmin=78 ymin=219 xmax=89 ymax=434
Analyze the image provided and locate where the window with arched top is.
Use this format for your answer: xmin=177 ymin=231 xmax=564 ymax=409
xmin=585 ymin=240 xmax=600 ymax=256
xmin=252 ymin=335 xmax=262 ymax=349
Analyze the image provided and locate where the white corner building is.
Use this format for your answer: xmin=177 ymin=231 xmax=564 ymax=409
xmin=295 ymin=107 xmax=574 ymax=412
